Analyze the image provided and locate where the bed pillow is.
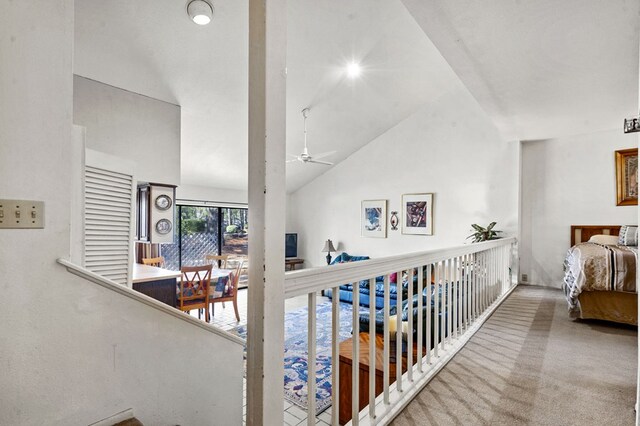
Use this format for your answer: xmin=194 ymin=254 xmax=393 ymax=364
xmin=587 ymin=234 xmax=620 ymax=245
xmin=618 ymin=225 xmax=639 ymax=246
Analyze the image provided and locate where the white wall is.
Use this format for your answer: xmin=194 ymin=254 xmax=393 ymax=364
xmin=177 ymin=183 xmax=248 ymax=205
xmin=73 ymin=75 xmax=181 ymax=185
xmin=520 ymin=129 xmax=638 ymax=287
xmin=0 ymin=3 xmax=242 ymax=425
xmin=288 ymin=85 xmax=519 ymax=266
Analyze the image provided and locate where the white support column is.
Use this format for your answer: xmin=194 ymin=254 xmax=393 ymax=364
xmin=247 ymin=1 xmax=287 ymax=425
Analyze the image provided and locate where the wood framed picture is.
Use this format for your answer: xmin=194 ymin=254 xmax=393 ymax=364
xmin=361 ymin=199 xmax=387 ymax=238
xmin=615 ymin=148 xmax=638 ymax=206
xmin=402 ymin=193 xmax=433 ymax=235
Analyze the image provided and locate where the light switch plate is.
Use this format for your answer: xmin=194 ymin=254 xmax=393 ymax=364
xmin=0 ymin=200 xmax=44 ymax=229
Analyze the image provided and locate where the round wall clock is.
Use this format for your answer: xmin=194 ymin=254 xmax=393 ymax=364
xmin=155 ymin=219 xmax=172 ymax=235
xmin=155 ymin=194 xmax=173 ymax=211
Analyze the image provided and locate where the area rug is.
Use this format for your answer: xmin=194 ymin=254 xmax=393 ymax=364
xmin=236 ymin=301 xmax=367 ymax=414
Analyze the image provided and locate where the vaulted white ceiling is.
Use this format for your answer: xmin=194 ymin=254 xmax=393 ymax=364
xmin=75 ymin=0 xmax=640 ymax=194
xmin=401 ymin=0 xmax=640 ymax=141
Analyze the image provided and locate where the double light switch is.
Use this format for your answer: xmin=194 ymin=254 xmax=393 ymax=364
xmin=0 ymin=200 xmax=44 ymax=229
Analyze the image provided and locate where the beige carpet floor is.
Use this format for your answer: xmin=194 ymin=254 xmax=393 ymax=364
xmin=392 ymin=285 xmax=637 ymax=426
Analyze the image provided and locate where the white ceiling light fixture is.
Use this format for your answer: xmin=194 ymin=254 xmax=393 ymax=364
xmin=187 ymin=0 xmax=214 ymax=26
xmin=346 ymin=62 xmax=361 ymax=78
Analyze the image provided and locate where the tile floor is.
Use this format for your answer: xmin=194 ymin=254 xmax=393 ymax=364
xmin=197 ymin=288 xmax=333 ymax=425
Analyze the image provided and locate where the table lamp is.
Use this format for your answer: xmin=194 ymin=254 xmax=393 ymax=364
xmin=322 ymin=239 xmax=336 ymax=265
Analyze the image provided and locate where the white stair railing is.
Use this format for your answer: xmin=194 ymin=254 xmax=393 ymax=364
xmin=284 ymin=237 xmax=517 ymax=425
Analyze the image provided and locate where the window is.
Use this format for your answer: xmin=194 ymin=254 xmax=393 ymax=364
xmin=162 ymin=205 xmax=248 ymax=279
xmin=221 ymin=208 xmax=249 ymax=261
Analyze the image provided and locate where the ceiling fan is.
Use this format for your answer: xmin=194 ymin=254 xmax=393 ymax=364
xmin=287 ymin=108 xmax=335 ymax=166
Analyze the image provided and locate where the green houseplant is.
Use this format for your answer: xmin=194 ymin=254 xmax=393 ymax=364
xmin=467 ymin=222 xmax=501 ymax=242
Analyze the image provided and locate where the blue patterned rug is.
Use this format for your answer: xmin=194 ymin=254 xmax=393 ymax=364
xmin=237 ymin=301 xmax=367 ymax=414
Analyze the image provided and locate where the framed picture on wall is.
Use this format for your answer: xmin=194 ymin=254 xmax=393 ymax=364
xmin=361 ymin=200 xmax=387 ymax=238
xmin=402 ymin=193 xmax=434 ymax=235
xmin=615 ymin=148 xmax=638 ymax=206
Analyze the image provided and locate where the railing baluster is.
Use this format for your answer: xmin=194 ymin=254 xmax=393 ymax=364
xmin=407 ymin=268 xmax=414 ymax=382
xmin=307 ymin=292 xmax=317 ymax=425
xmin=383 ymin=274 xmax=390 ymax=405
xmin=487 ymin=250 xmax=491 ymax=305
xmin=368 ymin=277 xmax=376 ymax=420
xmin=499 ymin=246 xmax=503 ymax=293
xmin=486 ymin=251 xmax=490 ymax=305
xmin=489 ymin=249 xmax=492 ymax=304
xmin=468 ymin=253 xmax=472 ymax=324
xmin=457 ymin=256 xmax=462 ymax=338
xmin=352 ymin=283 xmax=360 ymax=425
xmin=505 ymin=244 xmax=509 ymax=291
xmin=488 ymin=251 xmax=491 ymax=306
xmin=500 ymin=246 xmax=504 ymax=294
xmin=479 ymin=253 xmax=483 ymax=314
xmin=463 ymin=254 xmax=468 ymax=330
xmin=452 ymin=257 xmax=457 ymax=339
xmin=434 ymin=261 xmax=440 ymax=358
xmin=494 ymin=248 xmax=498 ymax=301
xmin=480 ymin=252 xmax=485 ymax=313
xmin=447 ymin=259 xmax=452 ymax=346
xmin=396 ymin=270 xmax=403 ymax=393
xmin=484 ymin=251 xmax=489 ymax=310
xmin=417 ymin=265 xmax=424 ymax=373
xmin=492 ymin=248 xmax=496 ymax=302
xmin=461 ymin=254 xmax=469 ymax=333
xmin=331 ymin=286 xmax=339 ymax=426
xmin=503 ymin=245 xmax=507 ymax=293
xmin=426 ymin=263 xmax=432 ymax=366
xmin=483 ymin=252 xmax=487 ymax=311
xmin=440 ymin=259 xmax=451 ymax=351
xmin=502 ymin=246 xmax=506 ymax=293
xmin=472 ymin=253 xmax=477 ymax=321
xmin=468 ymin=254 xmax=472 ymax=325
xmin=496 ymin=248 xmax=499 ymax=296
xmin=450 ymin=258 xmax=454 ymax=338
xmin=462 ymin=254 xmax=466 ymax=330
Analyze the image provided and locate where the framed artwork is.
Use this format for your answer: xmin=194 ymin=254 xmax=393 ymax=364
xmin=402 ymin=193 xmax=433 ymax=235
xmin=615 ymin=148 xmax=638 ymax=206
xmin=361 ymin=200 xmax=387 ymax=238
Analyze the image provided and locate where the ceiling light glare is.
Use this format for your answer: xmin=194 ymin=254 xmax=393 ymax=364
xmin=346 ymin=62 xmax=361 ymax=78
xmin=187 ymin=0 xmax=214 ymax=26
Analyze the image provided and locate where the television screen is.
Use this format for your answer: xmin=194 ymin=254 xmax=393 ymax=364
xmin=285 ymin=233 xmax=298 ymax=258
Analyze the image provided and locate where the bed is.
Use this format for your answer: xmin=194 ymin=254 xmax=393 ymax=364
xmin=563 ymin=225 xmax=637 ymax=325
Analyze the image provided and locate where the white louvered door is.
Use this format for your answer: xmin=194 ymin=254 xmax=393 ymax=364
xmin=83 ymin=150 xmax=136 ymax=287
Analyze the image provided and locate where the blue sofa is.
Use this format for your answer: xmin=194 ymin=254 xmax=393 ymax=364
xmin=324 ymin=252 xmax=418 ymax=308
xmin=358 ymin=284 xmax=451 ymax=348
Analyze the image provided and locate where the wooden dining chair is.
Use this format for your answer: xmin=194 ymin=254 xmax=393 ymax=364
xmin=142 ymin=256 xmax=165 ymax=268
xmin=204 ymin=254 xmax=229 ymax=269
xmin=209 ymin=260 xmax=243 ymax=322
xmin=177 ymin=264 xmax=212 ymax=322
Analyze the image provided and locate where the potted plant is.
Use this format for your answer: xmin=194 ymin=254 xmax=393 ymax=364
xmin=467 ymin=222 xmax=501 ymax=242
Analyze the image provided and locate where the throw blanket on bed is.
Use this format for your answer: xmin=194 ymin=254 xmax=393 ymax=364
xmin=563 ymin=243 xmax=637 ymax=316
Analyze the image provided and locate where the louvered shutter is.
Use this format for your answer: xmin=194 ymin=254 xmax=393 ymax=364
xmin=84 ymin=165 xmax=134 ymax=286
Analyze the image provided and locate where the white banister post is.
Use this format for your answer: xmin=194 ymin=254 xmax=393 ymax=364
xmin=247 ymin=0 xmax=287 ymax=425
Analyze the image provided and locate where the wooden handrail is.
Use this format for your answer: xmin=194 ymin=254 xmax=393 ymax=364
xmin=57 ymin=258 xmax=245 ymax=346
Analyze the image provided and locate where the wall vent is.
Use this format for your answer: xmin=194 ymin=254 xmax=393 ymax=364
xmin=84 ymin=165 xmax=134 ymax=286
xmin=521 ymin=273 xmax=528 ymax=282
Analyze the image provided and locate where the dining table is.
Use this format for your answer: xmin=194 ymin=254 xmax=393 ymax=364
xmin=132 ymin=264 xmax=234 ymax=309
xmin=132 ymin=263 xmax=182 ymax=307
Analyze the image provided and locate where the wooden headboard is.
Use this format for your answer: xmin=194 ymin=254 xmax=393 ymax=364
xmin=570 ymin=225 xmax=621 ymax=246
